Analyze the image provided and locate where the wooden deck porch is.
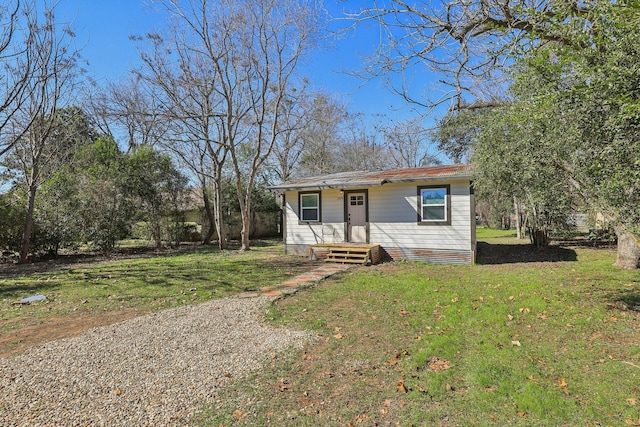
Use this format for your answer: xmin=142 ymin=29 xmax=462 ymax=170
xmin=310 ymin=243 xmax=382 ymax=265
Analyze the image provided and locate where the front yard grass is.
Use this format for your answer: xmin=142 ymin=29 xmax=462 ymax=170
xmin=0 ymin=242 xmax=315 ymax=356
xmin=199 ymin=232 xmax=640 ymax=426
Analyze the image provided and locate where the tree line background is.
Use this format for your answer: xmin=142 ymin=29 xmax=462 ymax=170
xmin=1 ymin=0 xmax=639 ymax=268
xmin=0 ymin=0 xmax=441 ymax=263
xmin=353 ymin=0 xmax=640 ymax=268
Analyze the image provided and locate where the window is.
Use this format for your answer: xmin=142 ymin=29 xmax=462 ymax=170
xmin=299 ymin=192 xmax=320 ymax=222
xmin=418 ymin=185 xmax=450 ymax=224
xmin=350 ymin=195 xmax=364 ymax=206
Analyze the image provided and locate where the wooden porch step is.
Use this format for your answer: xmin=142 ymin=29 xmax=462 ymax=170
xmin=325 ymin=247 xmax=371 ymax=265
xmin=325 ymin=258 xmax=368 ymax=264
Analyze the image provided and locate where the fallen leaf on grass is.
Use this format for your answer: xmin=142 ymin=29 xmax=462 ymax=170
xmin=278 ymin=378 xmax=289 ymax=392
xmin=333 ymin=333 xmax=343 ymax=339
xmin=380 ymin=407 xmax=389 ymax=414
xmin=298 ymin=397 xmax=314 ymax=408
xmin=627 ymin=398 xmax=638 ymax=406
xmin=396 ymin=349 xmax=409 ymax=357
xmin=427 ymin=356 xmax=451 ymax=371
xmin=511 ymin=340 xmax=522 ymax=347
xmin=517 ymin=411 xmax=528 ymax=418
xmin=397 ymin=377 xmax=408 ymax=393
xmin=625 ymin=420 xmax=640 ymax=426
xmin=302 ymin=353 xmax=312 ymax=360
xmin=233 ymin=409 xmax=246 ymax=420
xmin=557 ymin=378 xmax=570 ymax=394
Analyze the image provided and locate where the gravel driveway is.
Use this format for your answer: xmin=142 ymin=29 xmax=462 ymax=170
xmin=0 ymin=296 xmax=312 ymax=426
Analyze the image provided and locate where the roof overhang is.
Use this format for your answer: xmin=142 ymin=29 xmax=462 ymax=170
xmin=267 ymin=165 xmax=475 ymax=193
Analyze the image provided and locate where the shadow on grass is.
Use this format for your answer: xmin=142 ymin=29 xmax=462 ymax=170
xmin=610 ymin=288 xmax=640 ymax=313
xmin=0 ymin=281 xmax=63 ymax=299
xmin=0 ymin=242 xmax=316 ymax=301
xmin=477 ymin=242 xmax=578 ymax=264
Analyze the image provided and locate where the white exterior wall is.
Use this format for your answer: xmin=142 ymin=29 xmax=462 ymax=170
xmin=284 ymin=189 xmax=345 ymax=247
xmin=368 ymin=180 xmax=472 ymax=251
xmin=283 ymin=179 xmax=475 ymax=263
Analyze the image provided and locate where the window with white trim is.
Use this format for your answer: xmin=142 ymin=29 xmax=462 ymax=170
xmin=299 ymin=192 xmax=320 ymax=222
xmin=418 ymin=185 xmax=450 ymax=224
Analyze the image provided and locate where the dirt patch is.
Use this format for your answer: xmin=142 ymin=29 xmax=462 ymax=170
xmin=0 ymin=309 xmax=145 ymax=358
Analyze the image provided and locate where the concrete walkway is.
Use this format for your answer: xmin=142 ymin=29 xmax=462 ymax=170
xmin=237 ymin=263 xmax=353 ymax=298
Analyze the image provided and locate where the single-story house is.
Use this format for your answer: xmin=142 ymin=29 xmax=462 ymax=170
xmin=268 ymin=165 xmax=476 ymax=265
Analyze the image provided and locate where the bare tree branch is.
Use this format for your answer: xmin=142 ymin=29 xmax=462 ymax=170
xmin=343 ymin=0 xmax=596 ymax=111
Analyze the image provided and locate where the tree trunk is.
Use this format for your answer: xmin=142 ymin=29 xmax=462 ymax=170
xmin=212 ymin=178 xmax=227 ymax=250
xmin=19 ymin=183 xmax=38 ymax=264
xmin=200 ymin=182 xmax=216 ymax=245
xmin=614 ymin=226 xmax=640 ymax=269
xmin=240 ymin=208 xmax=251 ymax=251
xmin=514 ymin=196 xmax=524 ymax=239
xmin=238 ymin=185 xmax=251 ymax=251
xmin=529 ymin=227 xmax=549 ymax=248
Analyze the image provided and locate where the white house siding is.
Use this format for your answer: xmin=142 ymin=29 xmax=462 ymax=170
xmin=283 ymin=180 xmax=475 ymax=264
xmin=368 ymin=180 xmax=474 ymax=264
xmin=283 ymin=189 xmax=345 ymax=255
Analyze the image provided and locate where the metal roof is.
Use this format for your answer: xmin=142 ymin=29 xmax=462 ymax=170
xmin=268 ymin=165 xmax=474 ymax=192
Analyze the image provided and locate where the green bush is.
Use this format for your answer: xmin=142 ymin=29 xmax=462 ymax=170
xmin=131 ymin=222 xmax=150 ymax=240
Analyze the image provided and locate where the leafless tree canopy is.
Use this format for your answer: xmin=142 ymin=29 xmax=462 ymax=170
xmin=347 ymin=0 xmax=590 ymax=111
xmin=1 ymin=0 xmax=82 ymax=262
xmin=133 ymin=0 xmax=323 ymax=250
xmin=0 ymin=0 xmax=31 ymax=157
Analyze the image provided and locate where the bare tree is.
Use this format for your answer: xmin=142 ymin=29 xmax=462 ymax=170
xmin=0 ymin=0 xmax=34 ymax=158
xmin=89 ymin=75 xmax=169 ymax=153
xmin=134 ymin=8 xmax=232 ymax=249
xmin=2 ymin=0 xmax=82 ymax=263
xmin=269 ymin=91 xmax=351 ymax=181
xmin=297 ymin=94 xmax=348 ymax=176
xmin=346 ymin=0 xmax=577 ymax=111
xmin=147 ymin=0 xmax=322 ymax=251
xmin=268 ymin=87 xmax=310 ymax=183
xmin=381 ymin=117 xmax=441 ymax=168
xmin=335 ymin=114 xmax=389 ymax=172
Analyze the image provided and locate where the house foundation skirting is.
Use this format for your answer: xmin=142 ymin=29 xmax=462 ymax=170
xmin=284 ymin=244 xmax=474 ymax=265
xmin=381 ymin=247 xmax=474 ymax=265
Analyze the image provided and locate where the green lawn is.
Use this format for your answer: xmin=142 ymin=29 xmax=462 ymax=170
xmin=198 ymin=234 xmax=640 ymax=426
xmin=2 ymin=234 xmax=638 ymax=425
xmin=0 ymin=242 xmax=314 ymax=355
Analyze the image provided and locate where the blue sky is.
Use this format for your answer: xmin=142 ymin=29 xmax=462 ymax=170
xmin=55 ymin=0 xmax=435 ymax=125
